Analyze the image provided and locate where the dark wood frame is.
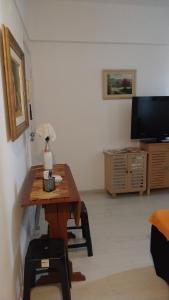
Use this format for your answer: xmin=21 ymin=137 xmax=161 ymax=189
xmin=2 ymin=25 xmax=29 ymax=141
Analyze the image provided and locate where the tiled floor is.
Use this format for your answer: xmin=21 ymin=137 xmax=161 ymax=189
xmin=69 ymin=189 xmax=169 ymax=284
xmin=31 ymin=189 xmax=169 ymax=299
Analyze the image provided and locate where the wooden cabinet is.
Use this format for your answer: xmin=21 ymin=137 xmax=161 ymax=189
xmin=104 ymin=149 xmax=147 ymax=197
xmin=140 ymin=142 xmax=169 ymax=194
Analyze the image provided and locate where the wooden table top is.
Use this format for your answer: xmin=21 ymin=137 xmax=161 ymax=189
xmin=21 ymin=164 xmax=81 ymax=208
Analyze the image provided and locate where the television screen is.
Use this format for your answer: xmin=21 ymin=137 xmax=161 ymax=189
xmin=131 ymin=96 xmax=169 ymax=140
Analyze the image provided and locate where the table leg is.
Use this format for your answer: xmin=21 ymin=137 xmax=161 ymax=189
xmin=68 ymin=260 xmax=86 ymax=281
xmin=45 ymin=204 xmax=69 ymax=240
xmin=44 ymin=204 xmax=86 ymax=282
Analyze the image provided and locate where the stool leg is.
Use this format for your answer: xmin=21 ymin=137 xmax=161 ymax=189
xmin=65 ymin=246 xmax=71 ymax=288
xmin=30 ymin=269 xmax=36 ymax=288
xmin=23 ymin=259 xmax=33 ymax=300
xmin=81 ymin=212 xmax=93 ymax=257
xmin=81 ymin=218 xmax=86 ymax=239
xmin=58 ymin=258 xmax=71 ymax=300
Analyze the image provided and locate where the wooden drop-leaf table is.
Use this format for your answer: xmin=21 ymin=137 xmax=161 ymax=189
xmin=21 ymin=164 xmax=85 ymax=282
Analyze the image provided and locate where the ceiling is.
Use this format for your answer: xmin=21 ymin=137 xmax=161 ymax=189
xmin=61 ymin=0 xmax=169 ymax=6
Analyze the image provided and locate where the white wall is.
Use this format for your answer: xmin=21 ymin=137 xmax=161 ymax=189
xmin=27 ymin=1 xmax=169 ymax=44
xmin=28 ymin=0 xmax=169 ymax=190
xmin=0 ymin=0 xmax=32 ymax=299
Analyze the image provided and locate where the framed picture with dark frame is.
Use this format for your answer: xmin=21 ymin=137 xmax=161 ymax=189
xmin=102 ymin=69 xmax=136 ymax=100
xmin=2 ymin=25 xmax=29 ymax=141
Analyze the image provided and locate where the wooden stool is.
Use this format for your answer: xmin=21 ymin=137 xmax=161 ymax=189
xmin=23 ymin=238 xmax=71 ymax=300
xmin=67 ymin=201 xmax=93 ymax=257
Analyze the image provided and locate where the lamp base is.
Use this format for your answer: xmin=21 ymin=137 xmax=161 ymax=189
xmin=43 ymin=151 xmax=53 ymax=170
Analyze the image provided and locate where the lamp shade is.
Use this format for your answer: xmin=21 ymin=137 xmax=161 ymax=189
xmin=36 ymin=123 xmax=56 ymax=142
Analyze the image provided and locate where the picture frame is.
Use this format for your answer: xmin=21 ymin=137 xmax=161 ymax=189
xmin=2 ymin=25 xmax=29 ymax=141
xmin=26 ymin=79 xmax=32 ymax=102
xmin=102 ymin=69 xmax=136 ymax=100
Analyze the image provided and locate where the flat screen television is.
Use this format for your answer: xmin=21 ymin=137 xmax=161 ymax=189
xmin=131 ymin=96 xmax=169 ymax=141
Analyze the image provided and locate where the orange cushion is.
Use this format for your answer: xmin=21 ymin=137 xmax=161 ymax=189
xmin=149 ymin=209 xmax=169 ymax=240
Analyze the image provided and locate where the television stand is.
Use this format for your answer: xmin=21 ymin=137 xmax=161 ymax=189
xmin=141 ymin=139 xmax=157 ymax=144
xmin=140 ymin=141 xmax=169 ymax=194
xmin=160 ymin=140 xmax=169 ymax=143
xmin=141 ymin=137 xmax=169 ymax=143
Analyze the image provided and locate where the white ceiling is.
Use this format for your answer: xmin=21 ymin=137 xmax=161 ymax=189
xmin=60 ymin=0 xmax=169 ymax=6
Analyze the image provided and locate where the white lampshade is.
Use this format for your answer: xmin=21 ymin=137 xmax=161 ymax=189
xmin=36 ymin=123 xmax=56 ymax=142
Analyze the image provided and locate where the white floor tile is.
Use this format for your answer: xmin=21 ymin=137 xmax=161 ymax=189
xmin=32 ymin=189 xmax=169 ymax=298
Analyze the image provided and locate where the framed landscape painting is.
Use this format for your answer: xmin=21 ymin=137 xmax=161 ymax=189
xmin=2 ymin=25 xmax=29 ymax=141
xmin=102 ymin=69 xmax=136 ymax=100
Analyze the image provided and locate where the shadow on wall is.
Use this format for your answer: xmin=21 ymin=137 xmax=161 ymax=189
xmin=12 ymin=183 xmax=34 ymax=300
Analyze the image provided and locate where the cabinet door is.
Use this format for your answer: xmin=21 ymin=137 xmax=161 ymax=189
xmin=111 ymin=154 xmax=128 ymax=193
xmin=127 ymin=153 xmax=147 ymax=191
xmin=149 ymin=151 xmax=169 ymax=188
